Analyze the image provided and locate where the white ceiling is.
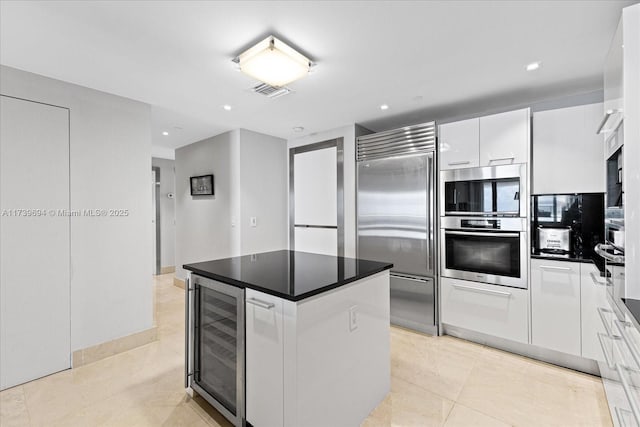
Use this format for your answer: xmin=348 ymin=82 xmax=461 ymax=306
xmin=1 ymin=0 xmax=636 ymax=151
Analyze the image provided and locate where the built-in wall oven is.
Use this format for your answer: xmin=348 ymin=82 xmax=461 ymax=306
xmin=440 ymin=217 xmax=528 ymax=288
xmin=440 ymin=164 xmax=528 ymax=289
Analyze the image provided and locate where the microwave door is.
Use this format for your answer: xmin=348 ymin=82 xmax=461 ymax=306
xmin=358 ymin=153 xmax=433 ymax=277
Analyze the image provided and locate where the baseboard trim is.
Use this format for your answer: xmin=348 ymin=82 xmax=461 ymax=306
xmin=160 ymin=266 xmax=176 ymax=274
xmin=443 ymin=324 xmax=600 ymax=376
xmin=174 ymin=277 xmax=185 ymax=289
xmin=72 ymin=326 xmax=158 ymax=368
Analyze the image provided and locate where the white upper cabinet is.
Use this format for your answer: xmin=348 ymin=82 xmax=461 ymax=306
xmin=439 ymin=109 xmax=530 ymax=171
xmin=479 ymin=108 xmax=530 ymax=167
xmin=533 ymin=103 xmax=605 ymax=194
xmin=439 ymin=118 xmax=480 ymax=170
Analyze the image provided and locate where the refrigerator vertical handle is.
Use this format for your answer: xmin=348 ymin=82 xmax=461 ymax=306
xmin=427 ymin=152 xmax=434 ymax=273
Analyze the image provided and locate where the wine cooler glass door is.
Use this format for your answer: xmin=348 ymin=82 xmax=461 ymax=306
xmin=192 ymin=276 xmax=244 ymax=426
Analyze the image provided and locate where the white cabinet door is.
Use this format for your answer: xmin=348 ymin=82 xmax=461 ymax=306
xmin=441 ymin=277 xmax=528 ymax=343
xmin=531 ymin=259 xmax=581 ymax=356
xmin=479 ymin=108 xmax=530 ymax=166
xmin=0 ymin=96 xmax=71 ymax=390
xmin=439 ymin=118 xmax=479 ymax=170
xmin=580 ymin=263 xmax=608 ymax=362
xmin=532 ymin=103 xmax=604 ymax=194
xmin=246 ymin=289 xmax=284 ymax=427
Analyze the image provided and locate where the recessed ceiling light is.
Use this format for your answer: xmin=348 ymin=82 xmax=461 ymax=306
xmin=162 ymin=131 xmax=169 ymax=136
xmin=293 ymin=126 xmax=304 ymax=133
xmin=234 ymin=35 xmax=313 ymax=87
xmin=223 ymin=105 xmax=232 ymax=111
xmin=525 ymin=61 xmax=541 ymax=71
xmin=380 ymin=104 xmax=389 ymax=110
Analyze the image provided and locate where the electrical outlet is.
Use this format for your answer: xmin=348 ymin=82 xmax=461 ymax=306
xmin=250 ymin=217 xmax=257 ymax=227
xmin=349 ymin=305 xmax=358 ymax=332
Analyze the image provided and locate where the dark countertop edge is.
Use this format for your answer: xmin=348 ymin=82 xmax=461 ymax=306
xmin=183 ymin=263 xmax=393 ymax=302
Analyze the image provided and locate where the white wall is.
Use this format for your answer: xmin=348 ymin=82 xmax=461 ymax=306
xmin=0 ymin=65 xmax=153 ymax=351
xmin=288 ymin=124 xmax=371 ymax=258
xmin=152 ymin=157 xmax=176 ymax=269
xmin=623 ymin=4 xmax=640 ymax=299
xmin=239 ymin=129 xmax=288 ymax=254
xmin=175 ymin=131 xmax=236 ymax=281
xmin=175 ymin=129 xmax=287 ymax=280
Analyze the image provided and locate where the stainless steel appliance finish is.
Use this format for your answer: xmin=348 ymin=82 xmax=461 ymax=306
xmin=440 ymin=216 xmax=528 ymax=289
xmin=357 ymin=122 xmax=437 ymax=335
xmin=440 ymin=164 xmax=527 ymax=217
xmin=537 ymin=227 xmax=571 ymax=253
xmin=186 ymin=274 xmax=245 ymax=427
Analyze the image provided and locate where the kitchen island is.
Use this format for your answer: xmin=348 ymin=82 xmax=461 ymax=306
xmin=184 ymin=250 xmax=392 ymax=427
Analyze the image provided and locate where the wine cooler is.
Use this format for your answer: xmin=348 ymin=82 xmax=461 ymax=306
xmin=186 ymin=273 xmax=245 ymax=426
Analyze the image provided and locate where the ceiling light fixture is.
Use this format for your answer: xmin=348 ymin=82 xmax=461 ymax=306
xmin=380 ymin=104 xmax=389 ymax=110
xmin=223 ymin=105 xmax=232 ymax=111
xmin=293 ymin=126 xmax=304 ymax=133
xmin=525 ymin=61 xmax=541 ymax=71
xmin=234 ymin=35 xmax=313 ymax=87
xmin=162 ymin=131 xmax=169 ymax=136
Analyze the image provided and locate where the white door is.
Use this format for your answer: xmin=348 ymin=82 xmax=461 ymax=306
xmin=479 ymin=108 xmax=529 ymax=166
xmin=0 ymin=96 xmax=71 ymax=389
xmin=291 ymin=142 xmax=341 ymax=256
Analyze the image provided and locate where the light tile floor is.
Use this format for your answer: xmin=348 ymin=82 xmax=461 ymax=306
xmin=0 ymin=273 xmax=612 ymax=426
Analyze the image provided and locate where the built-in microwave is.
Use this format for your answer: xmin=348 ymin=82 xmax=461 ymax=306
xmin=440 ymin=164 xmax=527 ymax=217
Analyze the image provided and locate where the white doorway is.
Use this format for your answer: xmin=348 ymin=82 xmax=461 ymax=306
xmin=290 ymin=139 xmax=344 ymax=256
xmin=152 ymin=167 xmax=160 ymax=275
xmin=0 ymin=95 xmax=71 ymax=390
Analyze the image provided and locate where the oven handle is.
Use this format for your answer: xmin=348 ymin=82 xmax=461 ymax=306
xmin=445 ymin=230 xmax=520 ymax=238
xmin=444 ymin=211 xmax=520 ymax=216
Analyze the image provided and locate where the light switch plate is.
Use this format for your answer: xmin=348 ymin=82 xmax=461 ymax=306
xmin=250 ymin=217 xmax=257 ymax=227
xmin=349 ymin=305 xmax=358 ymax=332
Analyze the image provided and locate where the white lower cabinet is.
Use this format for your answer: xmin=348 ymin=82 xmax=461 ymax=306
xmin=441 ymin=277 xmax=529 ymax=343
xmin=580 ymin=263 xmax=608 ymax=362
xmin=531 ymin=259 xmax=581 ymax=356
xmin=245 ymin=289 xmax=284 ymax=427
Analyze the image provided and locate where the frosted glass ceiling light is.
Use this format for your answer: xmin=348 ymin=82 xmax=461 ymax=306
xmin=235 ymin=36 xmax=312 ymax=87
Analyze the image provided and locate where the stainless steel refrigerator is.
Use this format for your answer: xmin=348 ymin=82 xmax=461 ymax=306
xmin=356 ymin=122 xmax=437 ymax=335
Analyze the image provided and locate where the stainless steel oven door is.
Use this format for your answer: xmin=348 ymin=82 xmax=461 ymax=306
xmin=440 ymin=164 xmax=527 ymax=217
xmin=440 ymin=228 xmax=528 ymax=288
xmin=189 ymin=274 xmax=245 ymax=427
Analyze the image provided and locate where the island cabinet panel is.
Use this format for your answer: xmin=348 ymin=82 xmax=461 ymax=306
xmin=441 ymin=277 xmax=528 ymax=343
xmin=580 ymin=263 xmax=608 ymax=362
xmin=284 ymin=271 xmax=390 ymax=427
xmin=245 ymin=289 xmax=284 ymax=427
xmin=439 ymin=118 xmax=480 ymax=170
xmin=479 ymin=108 xmax=530 ymax=167
xmin=531 ymin=259 xmax=581 ymax=356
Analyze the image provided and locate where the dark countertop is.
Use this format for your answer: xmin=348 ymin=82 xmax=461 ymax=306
xmin=183 ymin=250 xmax=393 ymax=302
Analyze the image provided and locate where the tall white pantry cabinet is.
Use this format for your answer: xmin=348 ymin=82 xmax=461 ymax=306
xmin=0 ymin=95 xmax=71 ymax=390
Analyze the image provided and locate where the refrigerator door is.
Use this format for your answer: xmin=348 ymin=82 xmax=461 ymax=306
xmin=358 ymin=152 xmax=434 ymax=277
xmin=390 ymin=274 xmax=436 ymax=334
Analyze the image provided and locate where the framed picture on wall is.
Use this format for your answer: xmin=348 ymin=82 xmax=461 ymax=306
xmin=190 ymin=174 xmax=214 ymax=196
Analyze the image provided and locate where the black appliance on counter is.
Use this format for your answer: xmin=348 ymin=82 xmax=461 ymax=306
xmin=531 ymin=193 xmax=604 ymax=260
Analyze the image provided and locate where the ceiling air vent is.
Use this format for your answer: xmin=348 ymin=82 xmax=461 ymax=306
xmin=251 ymin=83 xmax=292 ymax=99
